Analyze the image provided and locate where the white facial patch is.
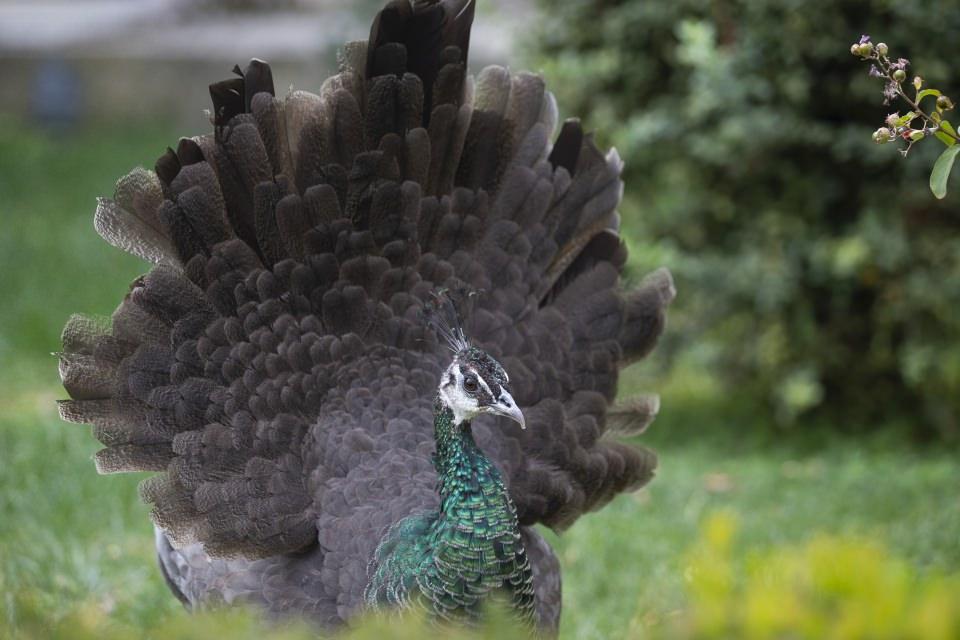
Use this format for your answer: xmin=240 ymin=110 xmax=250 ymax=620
xmin=438 ymin=362 xmax=480 ymax=425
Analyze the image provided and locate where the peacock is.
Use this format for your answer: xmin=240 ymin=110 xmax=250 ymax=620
xmin=57 ymin=0 xmax=675 ymax=634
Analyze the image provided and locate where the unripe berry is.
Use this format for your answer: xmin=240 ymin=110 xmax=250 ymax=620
xmin=851 ymin=43 xmax=861 ymax=56
xmin=876 ymin=42 xmax=889 ymax=56
xmin=873 ymin=128 xmax=892 ymax=143
xmin=893 ymin=69 xmax=907 ymax=82
xmin=858 ymin=43 xmax=874 ymax=57
xmin=937 ymin=95 xmax=954 ymax=110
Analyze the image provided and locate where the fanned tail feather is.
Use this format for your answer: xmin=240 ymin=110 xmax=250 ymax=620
xmin=58 ymin=0 xmax=672 ymax=595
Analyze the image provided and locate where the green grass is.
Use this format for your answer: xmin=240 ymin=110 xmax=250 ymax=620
xmin=1 ymin=119 xmax=959 ymax=639
xmin=0 ymin=116 xmax=177 ymax=388
xmin=550 ymin=428 xmax=960 ymax=638
xmin=0 ymin=116 xmax=190 ymax=634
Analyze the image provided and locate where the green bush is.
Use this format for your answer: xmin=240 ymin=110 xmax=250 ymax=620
xmin=639 ymin=512 xmax=960 ymax=640
xmin=529 ymin=0 xmax=960 ymax=438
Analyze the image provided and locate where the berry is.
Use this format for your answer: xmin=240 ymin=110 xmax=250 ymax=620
xmin=876 ymin=42 xmax=889 ymax=56
xmin=893 ymin=69 xmax=907 ymax=82
xmin=873 ymin=128 xmax=892 ymax=143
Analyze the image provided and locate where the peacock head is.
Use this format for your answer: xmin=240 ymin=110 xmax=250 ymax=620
xmin=438 ymin=347 xmax=524 ymax=429
xmin=426 ymin=290 xmax=524 ymax=429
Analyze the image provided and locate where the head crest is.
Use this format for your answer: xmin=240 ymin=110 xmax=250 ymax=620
xmin=424 ymin=288 xmax=477 ymax=353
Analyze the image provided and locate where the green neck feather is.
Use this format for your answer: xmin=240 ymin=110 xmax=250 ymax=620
xmin=427 ymin=399 xmax=535 ymax=622
xmin=364 ymin=397 xmax=536 ymax=626
xmin=432 ymin=401 xmax=500 ymax=490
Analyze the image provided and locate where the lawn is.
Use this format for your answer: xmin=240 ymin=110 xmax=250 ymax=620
xmin=1 ymin=120 xmax=959 ymax=639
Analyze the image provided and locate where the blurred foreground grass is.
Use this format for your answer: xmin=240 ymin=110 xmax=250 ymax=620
xmin=1 ymin=120 xmax=959 ymax=639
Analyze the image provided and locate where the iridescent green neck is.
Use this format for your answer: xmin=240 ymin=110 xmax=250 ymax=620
xmin=426 ymin=397 xmax=534 ymax=625
xmin=433 ymin=400 xmax=504 ymax=498
xmin=432 ymin=400 xmax=463 ymax=471
xmin=363 ymin=397 xmax=536 ymax=626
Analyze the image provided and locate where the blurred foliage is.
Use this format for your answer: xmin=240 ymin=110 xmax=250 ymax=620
xmin=530 ymin=0 xmax=960 ymax=438
xmin=639 ymin=512 xmax=960 ymax=639
xmin=6 ymin=590 xmax=524 ymax=640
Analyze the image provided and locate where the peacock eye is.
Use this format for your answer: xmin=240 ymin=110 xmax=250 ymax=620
xmin=463 ymin=376 xmax=479 ymax=393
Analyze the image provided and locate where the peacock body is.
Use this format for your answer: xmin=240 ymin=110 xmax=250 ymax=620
xmin=57 ymin=0 xmax=675 ymax=634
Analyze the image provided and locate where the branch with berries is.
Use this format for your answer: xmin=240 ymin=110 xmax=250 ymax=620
xmin=851 ymin=35 xmax=959 ymax=198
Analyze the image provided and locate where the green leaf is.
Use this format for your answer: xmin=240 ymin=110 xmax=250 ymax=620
xmin=916 ymin=88 xmax=942 ymax=103
xmin=896 ymin=111 xmax=917 ymax=126
xmin=936 ymin=120 xmax=958 ymax=147
xmin=929 ymin=145 xmax=960 ymax=199
xmin=935 ymin=132 xmax=956 ymax=146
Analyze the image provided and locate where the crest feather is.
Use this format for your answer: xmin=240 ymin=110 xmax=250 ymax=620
xmin=423 ymin=288 xmax=476 ymax=353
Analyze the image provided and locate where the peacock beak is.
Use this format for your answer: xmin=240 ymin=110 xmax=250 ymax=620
xmin=491 ymin=390 xmax=525 ymax=429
